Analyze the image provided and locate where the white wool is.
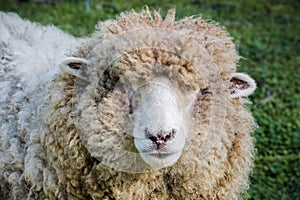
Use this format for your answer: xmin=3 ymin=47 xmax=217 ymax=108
xmin=0 ymin=12 xmax=79 ymax=93
xmin=0 ymin=10 xmax=257 ymax=200
xmin=0 ymin=12 xmax=79 ymax=198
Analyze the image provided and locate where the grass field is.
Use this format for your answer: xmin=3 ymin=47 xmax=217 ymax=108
xmin=1 ymin=0 xmax=299 ymax=199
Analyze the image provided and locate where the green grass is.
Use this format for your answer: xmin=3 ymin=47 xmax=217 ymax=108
xmin=1 ymin=0 xmax=299 ymax=199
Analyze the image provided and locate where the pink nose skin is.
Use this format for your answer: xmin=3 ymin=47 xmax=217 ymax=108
xmin=148 ymin=129 xmax=176 ymax=150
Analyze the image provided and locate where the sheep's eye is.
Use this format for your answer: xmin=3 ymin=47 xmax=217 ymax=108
xmin=129 ymin=97 xmax=135 ymax=114
xmin=200 ymin=87 xmax=212 ymax=95
xmin=128 ymin=89 xmax=136 ymax=114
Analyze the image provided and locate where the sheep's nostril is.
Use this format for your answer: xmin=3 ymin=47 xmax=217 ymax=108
xmin=149 ymin=136 xmax=159 ymax=144
xmin=148 ymin=129 xmax=176 ymax=149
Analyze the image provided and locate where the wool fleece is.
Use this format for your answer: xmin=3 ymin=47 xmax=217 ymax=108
xmin=0 ymin=9 xmax=257 ymax=200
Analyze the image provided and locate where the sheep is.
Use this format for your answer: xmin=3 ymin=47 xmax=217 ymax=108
xmin=0 ymin=8 xmax=257 ymax=200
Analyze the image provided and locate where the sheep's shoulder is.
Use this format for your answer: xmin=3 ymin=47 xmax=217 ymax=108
xmin=0 ymin=11 xmax=78 ymax=154
xmin=0 ymin=12 xmax=78 ymax=121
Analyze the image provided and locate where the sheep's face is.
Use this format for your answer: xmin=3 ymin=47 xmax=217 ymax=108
xmin=60 ymin=53 xmax=202 ymax=172
xmin=59 ymin=20 xmax=256 ymax=172
xmin=130 ymin=77 xmax=197 ymax=169
xmin=60 ymin=47 xmax=256 ymax=172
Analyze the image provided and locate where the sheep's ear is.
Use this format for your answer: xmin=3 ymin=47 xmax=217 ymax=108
xmin=229 ymin=73 xmax=256 ymax=98
xmin=59 ymin=57 xmax=90 ymax=81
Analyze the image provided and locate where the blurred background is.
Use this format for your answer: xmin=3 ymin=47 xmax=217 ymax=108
xmin=0 ymin=0 xmax=299 ymax=199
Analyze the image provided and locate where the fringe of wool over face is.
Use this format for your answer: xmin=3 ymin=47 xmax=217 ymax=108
xmin=0 ymin=8 xmax=257 ymax=200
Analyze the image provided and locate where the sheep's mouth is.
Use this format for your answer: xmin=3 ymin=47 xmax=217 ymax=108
xmin=140 ymin=146 xmax=180 ymax=159
xmin=138 ymin=149 xmax=182 ymax=169
xmin=147 ymin=152 xmax=175 ymax=159
xmin=150 ymin=153 xmax=173 ymax=159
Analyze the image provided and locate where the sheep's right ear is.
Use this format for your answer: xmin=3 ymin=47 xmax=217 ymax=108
xmin=59 ymin=57 xmax=90 ymax=82
xmin=229 ymin=73 xmax=256 ymax=98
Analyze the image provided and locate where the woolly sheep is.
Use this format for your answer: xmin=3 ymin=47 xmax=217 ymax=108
xmin=0 ymin=9 xmax=257 ymax=200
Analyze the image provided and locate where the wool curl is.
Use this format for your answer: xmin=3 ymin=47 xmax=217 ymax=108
xmin=0 ymin=9 xmax=256 ymax=200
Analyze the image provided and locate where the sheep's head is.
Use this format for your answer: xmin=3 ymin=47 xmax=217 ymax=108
xmin=58 ymin=9 xmax=256 ymax=172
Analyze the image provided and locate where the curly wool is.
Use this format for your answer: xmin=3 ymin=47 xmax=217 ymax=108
xmin=0 ymin=9 xmax=256 ymax=200
xmin=0 ymin=11 xmax=78 ymax=200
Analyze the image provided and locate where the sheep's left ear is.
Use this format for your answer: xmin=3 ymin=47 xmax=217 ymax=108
xmin=229 ymin=73 xmax=256 ymax=98
xmin=59 ymin=57 xmax=90 ymax=82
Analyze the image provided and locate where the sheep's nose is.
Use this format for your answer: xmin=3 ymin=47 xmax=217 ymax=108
xmin=147 ymin=129 xmax=176 ymax=150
